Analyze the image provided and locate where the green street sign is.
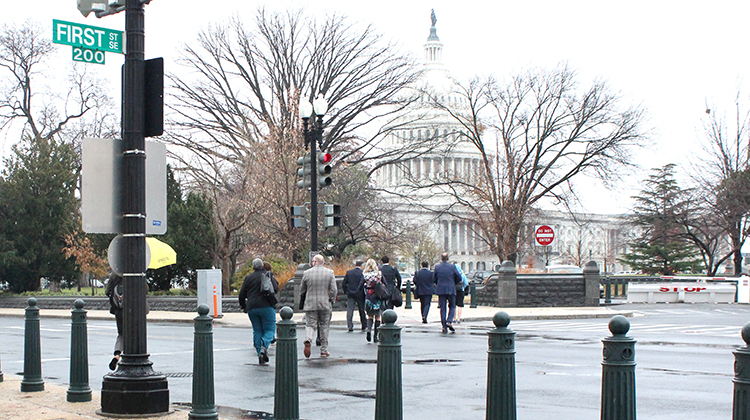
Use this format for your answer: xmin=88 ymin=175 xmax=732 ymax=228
xmin=52 ymin=19 xmax=123 ymax=54
xmin=73 ymin=46 xmax=105 ymax=65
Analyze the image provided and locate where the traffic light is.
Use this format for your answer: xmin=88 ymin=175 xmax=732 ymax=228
xmin=317 ymin=151 xmax=332 ymax=188
xmin=296 ymin=153 xmax=313 ymax=189
xmin=323 ymin=204 xmax=341 ymax=228
xmin=290 ymin=206 xmax=308 ymax=229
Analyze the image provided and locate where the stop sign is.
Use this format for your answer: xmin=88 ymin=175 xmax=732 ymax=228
xmin=535 ymin=225 xmax=555 ymax=246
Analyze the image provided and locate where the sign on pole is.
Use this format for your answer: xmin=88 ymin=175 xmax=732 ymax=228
xmin=535 ymin=225 xmax=555 ymax=247
xmin=52 ymin=20 xmax=124 ymax=53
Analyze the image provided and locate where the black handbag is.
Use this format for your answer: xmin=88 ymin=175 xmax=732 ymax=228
xmin=299 ymin=291 xmax=306 ymax=310
xmin=391 ymin=288 xmax=403 ymax=307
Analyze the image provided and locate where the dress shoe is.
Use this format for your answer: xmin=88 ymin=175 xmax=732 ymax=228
xmin=441 ymin=328 xmax=448 ymax=334
xmin=320 ymin=351 xmax=330 ymax=358
xmin=422 ymin=318 xmax=427 ymax=324
xmin=304 ymin=341 xmax=311 ymax=358
xmin=366 ymin=331 xmax=372 ymax=342
xmin=447 ymin=323 xmax=455 ymax=332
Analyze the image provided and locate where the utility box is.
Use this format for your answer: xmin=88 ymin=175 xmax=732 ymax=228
xmin=197 ymin=269 xmax=223 ymax=318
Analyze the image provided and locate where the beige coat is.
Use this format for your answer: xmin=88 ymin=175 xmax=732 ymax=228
xmin=300 ymin=264 xmax=338 ymax=311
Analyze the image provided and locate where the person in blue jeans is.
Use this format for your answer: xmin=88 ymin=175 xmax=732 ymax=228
xmin=239 ymin=258 xmax=279 ymax=365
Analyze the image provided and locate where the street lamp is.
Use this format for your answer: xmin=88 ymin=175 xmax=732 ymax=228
xmin=299 ymin=94 xmax=328 ymax=254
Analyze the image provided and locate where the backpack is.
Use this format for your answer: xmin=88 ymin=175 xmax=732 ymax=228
xmin=261 ymin=271 xmax=273 ymax=294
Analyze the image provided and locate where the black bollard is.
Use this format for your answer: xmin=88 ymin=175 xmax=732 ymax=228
xmin=375 ymin=309 xmax=402 ymax=420
xmin=601 ymin=315 xmax=636 ymax=420
xmin=732 ymin=321 xmax=750 ymax=420
xmin=274 ymin=306 xmax=299 ymax=420
xmin=405 ymin=280 xmax=412 ymax=309
xmin=190 ymin=304 xmax=218 ymax=420
xmin=0 ymin=341 xmax=4 ymax=382
xmin=486 ymin=311 xmax=516 ymax=420
xmin=470 ymin=280 xmax=477 ymax=308
xmin=67 ymin=299 xmax=92 ymax=402
xmin=21 ymin=297 xmax=44 ymax=392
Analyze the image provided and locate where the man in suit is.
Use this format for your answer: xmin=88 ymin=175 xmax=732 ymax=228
xmin=379 ymin=255 xmax=402 ymax=309
xmin=413 ymin=261 xmax=435 ymax=323
xmin=342 ymin=260 xmax=367 ymax=332
xmin=300 ymin=254 xmax=338 ymax=358
xmin=433 ymin=252 xmax=461 ymax=333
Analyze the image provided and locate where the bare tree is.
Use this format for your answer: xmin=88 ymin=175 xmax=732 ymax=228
xmin=691 ymin=94 xmax=750 ymax=275
xmin=394 ymin=64 xmax=648 ymax=263
xmin=0 ymin=20 xmax=117 ymax=149
xmin=166 ymin=9 xmax=423 ymax=290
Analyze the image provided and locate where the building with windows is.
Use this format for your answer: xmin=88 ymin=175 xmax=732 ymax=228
xmin=373 ymin=13 xmax=637 ymax=274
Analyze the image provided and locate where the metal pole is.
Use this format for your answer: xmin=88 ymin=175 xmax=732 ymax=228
xmin=732 ymin=322 xmax=750 ymax=420
xmin=405 ymin=280 xmax=412 ymax=309
xmin=68 ymin=299 xmax=92 ymax=402
xmin=274 ymin=307 xmax=299 ymax=420
xmin=189 ymin=304 xmax=218 ymax=420
xmin=310 ymin=118 xmax=318 ymax=253
xmin=375 ymin=310 xmax=403 ymax=420
xmin=470 ymin=280 xmax=477 ymax=308
xmin=600 ymin=315 xmax=636 ymax=420
xmin=485 ymin=311 xmax=516 ymax=420
xmin=100 ymin=0 xmax=169 ymax=415
xmin=21 ymin=298 xmax=44 ymax=392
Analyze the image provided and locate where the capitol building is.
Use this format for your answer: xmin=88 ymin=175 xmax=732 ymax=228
xmin=372 ymin=13 xmax=637 ymax=274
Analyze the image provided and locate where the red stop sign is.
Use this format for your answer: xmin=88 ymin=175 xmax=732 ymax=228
xmin=535 ymin=225 xmax=555 ymax=246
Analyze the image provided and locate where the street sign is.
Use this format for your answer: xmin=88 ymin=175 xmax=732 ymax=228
xmin=535 ymin=225 xmax=555 ymax=246
xmin=72 ymin=46 xmax=105 ymax=65
xmin=52 ymin=19 xmax=123 ymax=54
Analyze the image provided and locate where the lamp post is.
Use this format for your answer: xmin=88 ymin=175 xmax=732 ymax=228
xmin=100 ymin=0 xmax=169 ymax=415
xmin=299 ymin=95 xmax=328 ymax=254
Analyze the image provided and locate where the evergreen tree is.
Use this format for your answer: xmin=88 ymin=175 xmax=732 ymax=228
xmin=0 ymin=136 xmax=80 ymax=292
xmin=146 ymin=166 xmax=216 ymax=291
xmin=619 ymin=164 xmax=702 ymax=275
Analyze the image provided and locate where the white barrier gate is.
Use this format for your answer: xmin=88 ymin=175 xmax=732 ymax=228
xmin=627 ymin=281 xmax=736 ymax=304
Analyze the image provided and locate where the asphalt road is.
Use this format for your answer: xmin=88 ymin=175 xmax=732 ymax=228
xmin=1 ymin=303 xmax=749 ymax=419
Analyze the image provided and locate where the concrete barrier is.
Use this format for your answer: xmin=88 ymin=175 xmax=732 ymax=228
xmin=627 ymin=282 xmax=736 ymax=303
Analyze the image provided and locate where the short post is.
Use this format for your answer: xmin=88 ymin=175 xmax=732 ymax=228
xmin=0 ymin=341 xmax=4 ymax=382
xmin=404 ymin=280 xmax=412 ymax=309
xmin=486 ymin=311 xmax=516 ymax=420
xmin=601 ymin=315 xmax=636 ymax=420
xmin=470 ymin=280 xmax=477 ymax=308
xmin=67 ymin=299 xmax=92 ymax=402
xmin=21 ymin=297 xmax=44 ymax=392
xmin=732 ymin=322 xmax=750 ymax=420
xmin=375 ymin=310 xmax=402 ymax=420
xmin=274 ymin=306 xmax=299 ymax=420
xmin=190 ymin=304 xmax=218 ymax=420
xmin=604 ymin=277 xmax=612 ymax=304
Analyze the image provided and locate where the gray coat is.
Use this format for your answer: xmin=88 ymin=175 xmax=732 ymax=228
xmin=300 ymin=265 xmax=338 ymax=312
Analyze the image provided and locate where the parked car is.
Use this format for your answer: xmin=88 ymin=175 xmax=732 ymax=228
xmin=468 ymin=270 xmax=496 ymax=284
xmin=545 ymin=264 xmax=583 ymax=274
xmin=399 ymin=271 xmax=413 ymax=292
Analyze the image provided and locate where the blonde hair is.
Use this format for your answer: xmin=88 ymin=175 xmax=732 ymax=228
xmin=363 ymin=258 xmax=378 ymax=272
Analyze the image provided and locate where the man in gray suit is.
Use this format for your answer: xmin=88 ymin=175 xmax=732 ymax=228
xmin=300 ymin=254 xmax=338 ymax=358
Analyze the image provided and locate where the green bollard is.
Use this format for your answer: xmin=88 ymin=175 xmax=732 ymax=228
xmin=375 ymin=309 xmax=402 ymax=420
xmin=274 ymin=306 xmax=299 ymax=420
xmin=21 ymin=297 xmax=44 ymax=392
xmin=732 ymin=322 xmax=750 ymax=420
xmin=601 ymin=315 xmax=636 ymax=420
xmin=404 ymin=280 xmax=412 ymax=309
xmin=470 ymin=280 xmax=477 ymax=308
xmin=67 ymin=299 xmax=92 ymax=402
xmin=486 ymin=311 xmax=516 ymax=420
xmin=190 ymin=304 xmax=218 ymax=420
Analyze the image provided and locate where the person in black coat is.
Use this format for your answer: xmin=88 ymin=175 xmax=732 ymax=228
xmin=342 ymin=261 xmax=367 ymax=332
xmin=413 ymin=261 xmax=435 ymax=323
xmin=379 ymin=256 xmax=402 ymax=309
xmin=105 ymin=273 xmax=123 ymax=371
xmin=239 ymin=258 xmax=279 ymax=365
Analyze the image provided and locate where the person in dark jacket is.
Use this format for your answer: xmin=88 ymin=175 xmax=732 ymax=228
xmin=433 ymin=252 xmax=461 ymax=333
xmin=239 ymin=258 xmax=279 ymax=365
xmin=379 ymin=256 xmax=402 ymax=309
xmin=413 ymin=261 xmax=435 ymax=323
xmin=342 ymin=261 xmax=367 ymax=332
xmin=105 ymin=273 xmax=123 ymax=371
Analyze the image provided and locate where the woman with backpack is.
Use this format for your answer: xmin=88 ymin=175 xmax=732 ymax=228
xmin=362 ymin=258 xmax=388 ymax=343
xmin=239 ymin=258 xmax=279 ymax=365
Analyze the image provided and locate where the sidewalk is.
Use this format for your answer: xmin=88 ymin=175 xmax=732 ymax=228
xmin=0 ymin=304 xmax=631 ymax=420
xmin=0 ymin=302 xmax=632 ymax=328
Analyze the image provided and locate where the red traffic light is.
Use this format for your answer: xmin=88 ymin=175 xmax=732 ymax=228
xmin=318 ymin=152 xmax=332 ymax=164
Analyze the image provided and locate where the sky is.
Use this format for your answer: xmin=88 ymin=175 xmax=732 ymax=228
xmin=2 ymin=1 xmax=750 ymax=214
